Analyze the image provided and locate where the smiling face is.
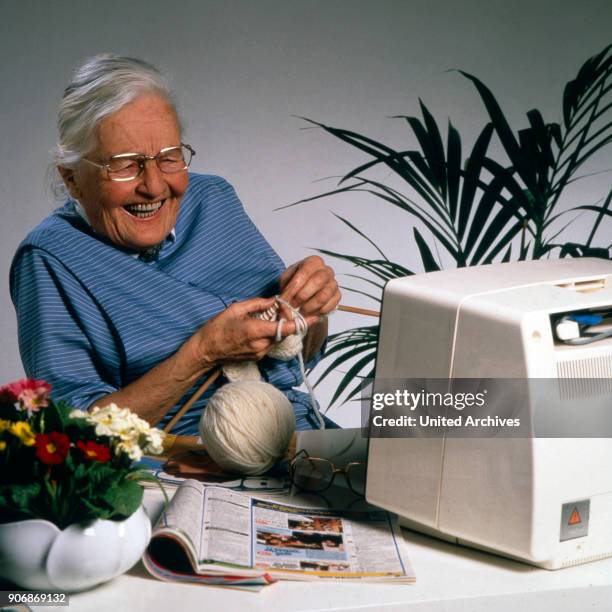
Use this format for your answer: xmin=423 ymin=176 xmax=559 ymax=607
xmin=59 ymin=94 xmax=189 ymax=251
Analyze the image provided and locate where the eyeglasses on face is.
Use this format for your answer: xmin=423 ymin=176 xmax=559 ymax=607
xmin=289 ymin=450 xmax=366 ymax=497
xmin=82 ymin=143 xmax=196 ymax=182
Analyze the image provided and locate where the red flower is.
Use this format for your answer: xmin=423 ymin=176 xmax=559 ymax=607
xmin=76 ymin=440 xmax=111 ymax=463
xmin=35 ymin=432 xmax=70 ymax=465
xmin=0 ymin=378 xmax=51 ymax=412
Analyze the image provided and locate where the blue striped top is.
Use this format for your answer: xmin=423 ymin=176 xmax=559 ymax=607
xmin=10 ymin=173 xmax=324 ymax=434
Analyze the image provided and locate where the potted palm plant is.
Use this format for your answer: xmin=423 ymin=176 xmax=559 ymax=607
xmin=285 ymin=44 xmax=611 ymax=406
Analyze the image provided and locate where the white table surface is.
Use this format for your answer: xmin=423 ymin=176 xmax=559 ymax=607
xmin=25 ymin=487 xmax=612 ymax=612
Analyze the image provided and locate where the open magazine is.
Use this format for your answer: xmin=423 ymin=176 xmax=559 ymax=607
xmin=143 ymin=479 xmax=415 ymax=589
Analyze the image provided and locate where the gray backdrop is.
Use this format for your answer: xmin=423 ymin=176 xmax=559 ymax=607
xmin=1 ymin=0 xmax=611 ymax=426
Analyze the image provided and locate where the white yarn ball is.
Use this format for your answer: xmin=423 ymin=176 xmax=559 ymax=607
xmin=200 ymin=380 xmax=296 ymax=476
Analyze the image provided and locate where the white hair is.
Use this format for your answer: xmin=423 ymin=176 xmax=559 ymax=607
xmin=49 ymin=54 xmax=181 ymax=199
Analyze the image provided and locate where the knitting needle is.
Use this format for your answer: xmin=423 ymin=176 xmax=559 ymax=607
xmin=337 ymin=304 xmax=379 ymax=318
xmin=163 ymin=368 xmax=222 ymax=433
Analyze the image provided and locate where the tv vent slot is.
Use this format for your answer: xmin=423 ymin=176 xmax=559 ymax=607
xmin=556 ymin=357 xmax=612 ymax=399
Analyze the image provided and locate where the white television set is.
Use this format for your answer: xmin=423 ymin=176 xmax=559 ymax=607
xmin=366 ymin=257 xmax=612 ymax=569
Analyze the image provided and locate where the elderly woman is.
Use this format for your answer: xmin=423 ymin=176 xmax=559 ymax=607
xmin=10 ymin=54 xmax=340 ymax=435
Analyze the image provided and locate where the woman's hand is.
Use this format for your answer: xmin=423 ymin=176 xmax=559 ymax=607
xmin=93 ymin=297 xmax=297 ymax=425
xmin=279 ymin=255 xmax=341 ymax=318
xmin=187 ymin=297 xmax=302 ymax=369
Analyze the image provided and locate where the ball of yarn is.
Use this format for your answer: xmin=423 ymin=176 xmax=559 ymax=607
xmin=200 ymin=380 xmax=296 ymax=475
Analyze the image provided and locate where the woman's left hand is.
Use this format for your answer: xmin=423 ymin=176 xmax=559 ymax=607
xmin=279 ymin=255 xmax=341 ymax=318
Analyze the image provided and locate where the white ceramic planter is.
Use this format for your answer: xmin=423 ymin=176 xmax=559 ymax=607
xmin=0 ymin=505 xmax=151 ymax=591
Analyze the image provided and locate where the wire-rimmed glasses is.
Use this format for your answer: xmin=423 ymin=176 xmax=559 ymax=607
xmin=289 ymin=449 xmax=366 ymax=497
xmin=82 ymin=143 xmax=196 ymax=182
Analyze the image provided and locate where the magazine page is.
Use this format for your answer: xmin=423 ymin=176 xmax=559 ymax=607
xmin=143 ymin=479 xmax=204 ymax=580
xmin=251 ymin=498 xmax=415 ymax=582
xmin=154 ymin=478 xmax=204 ymax=561
xmin=143 ymin=481 xmax=274 ymax=588
xmin=199 ymin=486 xmax=253 ymax=568
xmin=147 ymin=481 xmax=269 ymax=577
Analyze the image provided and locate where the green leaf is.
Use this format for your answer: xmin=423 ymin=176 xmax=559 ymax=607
xmin=316 ymin=249 xmax=412 ymax=281
xmin=359 ymin=171 xmax=453 ymax=236
xmin=80 ymin=496 xmax=113 ymax=520
xmin=8 ymin=482 xmax=41 ymax=511
xmin=527 ymin=109 xmax=555 ymax=167
xmin=316 ymin=344 xmax=378 ymax=386
xmin=481 ymin=218 xmax=525 ymax=264
xmin=103 ymin=479 xmax=144 ymax=518
xmin=328 ymin=351 xmax=378 ymax=407
xmin=463 ymin=175 xmax=505 ymax=259
xmin=563 ymin=44 xmax=611 ymax=127
xmin=403 ymin=150 xmax=447 ymax=210
xmin=559 ymin=101 xmax=612 ymax=159
xmin=413 ymin=228 xmax=440 ymax=272
xmin=550 ymin=50 xmax=612 ymax=208
xmin=573 ymin=203 xmax=612 ymax=218
xmin=461 ymin=71 xmax=540 ymax=199
xmin=297 ymin=175 xmax=457 ymax=253
xmin=343 ymin=273 xmax=384 ymax=291
xmin=303 ymin=117 xmax=445 ymax=207
xmin=349 ymin=181 xmax=460 ymax=257
xmin=446 ymin=120 xmax=462 ymax=222
xmin=586 ymin=188 xmax=612 ymax=246
xmin=480 ymin=158 xmax=535 ymax=217
xmin=457 ymin=123 xmax=494 ymax=245
xmin=82 ymin=462 xmax=118 ymax=490
xmin=323 ymin=327 xmax=379 ymax=358
xmin=419 ymin=100 xmax=448 ymax=201
xmin=331 ymin=213 xmax=389 ymax=260
xmin=41 ymin=399 xmax=67 ymax=433
xmin=339 ymin=285 xmax=381 ymax=305
xmin=340 ymin=365 xmax=377 ymax=406
xmin=470 ymin=206 xmax=524 ymax=266
xmin=558 ymin=243 xmax=610 ymax=258
xmin=395 ymin=100 xmax=448 ymax=201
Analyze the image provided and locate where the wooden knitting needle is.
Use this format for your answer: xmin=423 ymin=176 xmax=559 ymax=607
xmin=337 ymin=304 xmax=380 ymax=318
xmin=163 ymin=368 xmax=222 ymax=433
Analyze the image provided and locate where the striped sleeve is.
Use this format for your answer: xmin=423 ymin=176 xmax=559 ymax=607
xmin=10 ymin=247 xmax=118 ymax=410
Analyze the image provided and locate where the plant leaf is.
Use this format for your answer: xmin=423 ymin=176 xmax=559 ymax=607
xmin=586 ymin=188 xmax=612 ymax=246
xmin=394 ymin=100 xmax=448 ymax=200
xmin=327 ymin=351 xmax=378 ymax=407
xmin=316 ymin=344 xmax=378 ymax=385
xmin=413 ymin=227 xmax=441 ymax=272
xmin=103 ymin=479 xmax=143 ymax=518
xmin=331 ymin=213 xmax=389 ymax=260
xmin=457 ymin=123 xmax=494 ymax=245
xmin=446 ymin=120 xmax=462 ymax=222
xmin=461 ymin=71 xmax=540 ymax=199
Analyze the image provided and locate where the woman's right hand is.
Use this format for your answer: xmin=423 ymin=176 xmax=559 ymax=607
xmin=187 ymin=297 xmax=308 ymax=370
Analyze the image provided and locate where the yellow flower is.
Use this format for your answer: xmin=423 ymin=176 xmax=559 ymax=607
xmin=0 ymin=419 xmax=12 ymax=433
xmin=0 ymin=440 xmax=6 ymax=451
xmin=9 ymin=421 xmax=36 ymax=446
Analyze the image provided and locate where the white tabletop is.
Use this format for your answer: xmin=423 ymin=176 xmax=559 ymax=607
xmin=28 ymin=487 xmax=612 ymax=612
